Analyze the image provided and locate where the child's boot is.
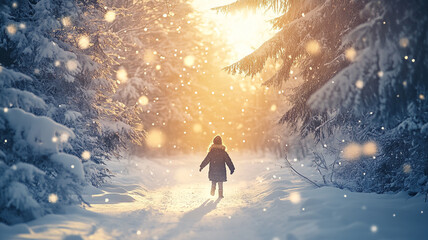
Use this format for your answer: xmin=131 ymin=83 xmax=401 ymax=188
xmin=218 ymin=189 xmax=224 ymax=198
xmin=211 ymin=183 xmax=216 ymax=196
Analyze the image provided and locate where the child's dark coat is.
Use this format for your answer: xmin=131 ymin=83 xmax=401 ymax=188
xmin=200 ymin=144 xmax=235 ymax=182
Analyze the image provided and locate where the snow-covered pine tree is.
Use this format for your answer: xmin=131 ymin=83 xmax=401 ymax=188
xmin=219 ymin=0 xmax=428 ymax=193
xmin=0 ymin=0 xmax=144 ymax=224
xmin=0 ymin=67 xmax=86 ymax=224
xmin=1 ymin=0 xmax=144 ymax=187
xmin=105 ymin=0 xmax=198 ymax=154
xmin=103 ymin=0 xmax=235 ymax=153
xmin=101 ymin=0 xmax=281 ymax=154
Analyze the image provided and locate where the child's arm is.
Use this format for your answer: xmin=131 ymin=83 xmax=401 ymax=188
xmin=199 ymin=152 xmax=211 ymax=171
xmin=225 ymin=152 xmax=235 ymax=174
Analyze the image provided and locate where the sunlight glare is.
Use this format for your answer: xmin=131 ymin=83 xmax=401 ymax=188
xmin=192 ymin=0 xmax=279 ymax=63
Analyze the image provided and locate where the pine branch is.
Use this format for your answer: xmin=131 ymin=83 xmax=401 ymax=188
xmin=283 ymin=154 xmax=321 ymax=188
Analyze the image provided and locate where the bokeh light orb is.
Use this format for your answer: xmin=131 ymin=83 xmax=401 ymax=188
xmin=116 ymin=67 xmax=128 ymax=83
xmin=78 ymin=36 xmax=90 ymax=49
xmin=193 ymin=123 xmax=202 ymax=133
xmin=362 ymin=141 xmax=377 ymax=156
xmin=66 ymin=59 xmax=78 ymax=72
xmin=355 ymin=80 xmax=364 ymax=89
xmin=399 ymin=38 xmax=409 ymax=48
xmin=289 ymin=192 xmax=301 ymax=204
xmin=48 ymin=193 xmax=58 ymax=203
xmin=138 ymin=96 xmax=149 ymax=105
xmin=6 ymin=24 xmax=17 ymax=35
xmin=81 ymin=150 xmax=91 ymax=160
xmin=345 ymin=47 xmax=357 ymax=61
xmin=146 ymin=129 xmax=165 ymax=148
xmin=144 ymin=49 xmax=156 ymax=63
xmin=270 ymin=104 xmax=277 ymax=112
xmin=342 ymin=143 xmax=362 ymax=160
xmin=105 ymin=10 xmax=116 ymax=23
xmin=306 ymin=40 xmax=321 ymax=56
xmin=183 ymin=55 xmax=195 ymax=67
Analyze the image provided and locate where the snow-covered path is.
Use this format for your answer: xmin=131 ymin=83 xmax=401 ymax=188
xmin=1 ymin=154 xmax=428 ymax=240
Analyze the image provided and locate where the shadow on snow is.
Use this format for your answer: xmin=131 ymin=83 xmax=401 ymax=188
xmin=161 ymin=198 xmax=222 ymax=239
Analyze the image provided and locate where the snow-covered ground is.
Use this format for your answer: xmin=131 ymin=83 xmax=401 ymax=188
xmin=1 ymin=154 xmax=427 ymax=240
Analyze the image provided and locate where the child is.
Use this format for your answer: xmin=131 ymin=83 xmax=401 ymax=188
xmin=199 ymin=135 xmax=235 ymax=198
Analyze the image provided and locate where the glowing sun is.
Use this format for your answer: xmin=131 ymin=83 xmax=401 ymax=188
xmin=192 ymin=0 xmax=279 ymax=64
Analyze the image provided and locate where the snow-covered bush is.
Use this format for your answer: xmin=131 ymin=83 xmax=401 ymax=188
xmin=0 ymin=98 xmax=86 ymax=224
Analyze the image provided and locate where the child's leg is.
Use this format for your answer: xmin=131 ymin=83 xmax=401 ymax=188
xmin=218 ymin=182 xmax=224 ymax=198
xmin=211 ymin=181 xmax=216 ymax=196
